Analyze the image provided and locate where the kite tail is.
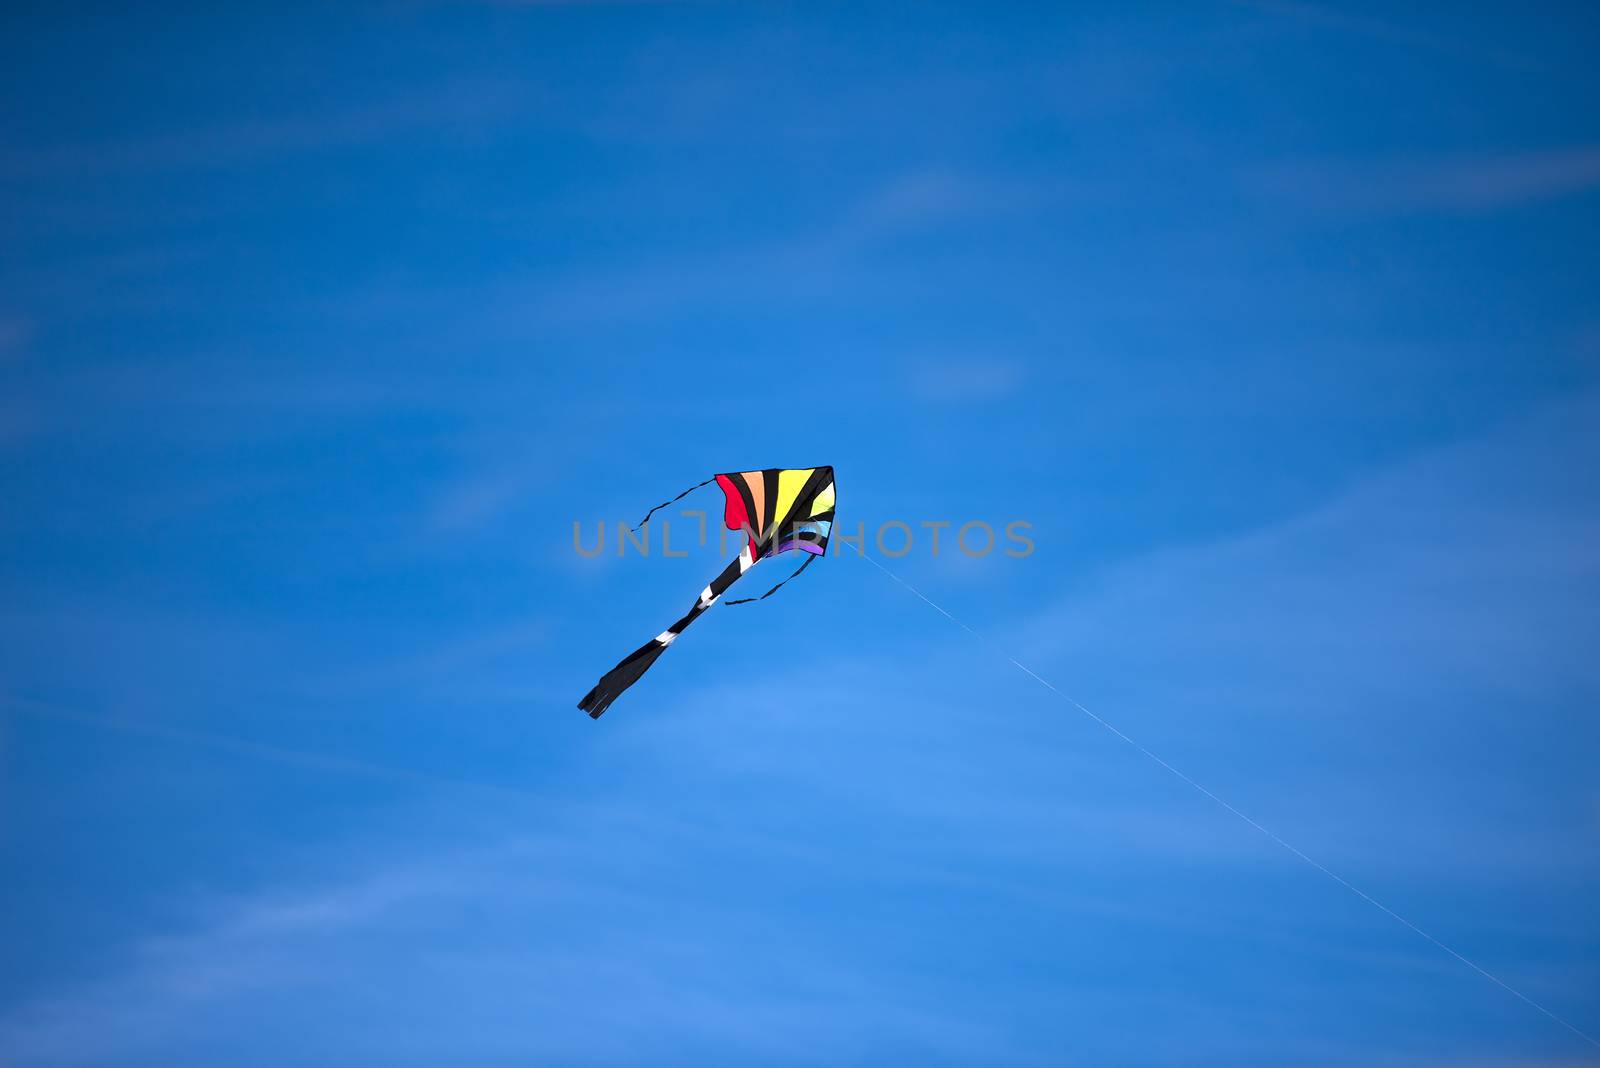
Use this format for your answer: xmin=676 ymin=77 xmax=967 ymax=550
xmin=632 ymin=476 xmax=716 ymax=532
xmin=578 ymin=638 xmax=670 ymax=719
xmin=724 ymin=552 xmax=816 ymax=604
xmin=578 ymin=551 xmax=750 ymax=719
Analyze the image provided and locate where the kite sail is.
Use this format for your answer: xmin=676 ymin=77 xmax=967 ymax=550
xmin=578 ymin=466 xmax=836 ymax=718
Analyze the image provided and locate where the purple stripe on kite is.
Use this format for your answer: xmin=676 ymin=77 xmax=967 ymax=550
xmin=776 ymin=540 xmax=827 ymax=555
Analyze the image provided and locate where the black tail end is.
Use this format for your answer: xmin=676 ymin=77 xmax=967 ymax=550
xmin=577 ymin=640 xmax=668 ymax=719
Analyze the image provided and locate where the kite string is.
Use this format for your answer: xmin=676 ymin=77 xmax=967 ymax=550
xmin=855 ymin=549 xmax=1600 ymax=1051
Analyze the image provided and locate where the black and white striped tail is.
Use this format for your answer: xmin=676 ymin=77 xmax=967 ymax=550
xmin=578 ymin=546 xmax=754 ymax=719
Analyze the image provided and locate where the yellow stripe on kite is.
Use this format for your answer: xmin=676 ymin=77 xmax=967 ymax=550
xmin=809 ymin=480 xmax=835 ymax=517
xmin=774 ymin=468 xmax=812 ymax=529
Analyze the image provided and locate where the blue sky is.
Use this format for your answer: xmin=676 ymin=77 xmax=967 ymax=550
xmin=2 ymin=3 xmax=1599 ymax=1065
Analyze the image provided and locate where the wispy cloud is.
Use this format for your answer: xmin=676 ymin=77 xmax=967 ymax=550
xmin=423 ymin=466 xmax=544 ymax=534
xmin=0 ymin=80 xmax=518 ymax=181
xmin=0 ymin=848 xmax=480 ymax=1065
xmin=301 ymin=616 xmax=551 ymax=702
xmin=840 ymin=168 xmax=1021 ymax=239
xmin=1004 ymin=393 xmax=1600 ymax=879
xmin=0 ymin=315 xmax=31 ymax=359
xmin=908 ymin=357 xmax=1027 ymax=404
xmin=1243 ymin=146 xmax=1600 ymax=215
xmin=1234 ymin=0 xmax=1548 ymax=73
xmin=457 ymin=0 xmax=702 ymax=6
xmin=0 ymin=809 xmax=1011 ymax=1067
xmin=0 ymin=696 xmax=547 ymax=802
xmin=446 ymin=166 xmax=1032 ymax=338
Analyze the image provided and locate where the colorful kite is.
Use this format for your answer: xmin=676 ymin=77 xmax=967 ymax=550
xmin=578 ymin=466 xmax=836 ymax=718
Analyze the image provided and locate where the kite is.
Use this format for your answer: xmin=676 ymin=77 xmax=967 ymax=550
xmin=578 ymin=466 xmax=836 ymax=718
